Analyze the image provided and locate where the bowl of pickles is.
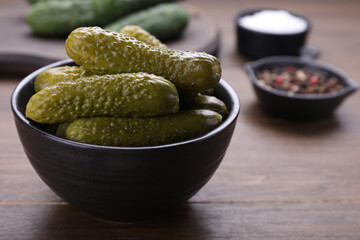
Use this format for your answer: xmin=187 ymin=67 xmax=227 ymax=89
xmin=11 ymin=26 xmax=240 ymax=222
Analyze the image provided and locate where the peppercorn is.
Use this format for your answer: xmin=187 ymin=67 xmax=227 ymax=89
xmin=256 ymin=66 xmax=344 ymax=95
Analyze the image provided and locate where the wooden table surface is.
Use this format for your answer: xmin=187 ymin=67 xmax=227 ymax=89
xmin=1 ymin=0 xmax=360 ymax=239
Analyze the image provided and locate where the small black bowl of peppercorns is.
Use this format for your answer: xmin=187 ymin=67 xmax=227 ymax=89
xmin=245 ymin=56 xmax=358 ymax=120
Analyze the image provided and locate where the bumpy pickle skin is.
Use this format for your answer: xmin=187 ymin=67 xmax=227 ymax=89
xmin=180 ymin=94 xmax=229 ymax=117
xmin=35 ymin=26 xmax=167 ymax=92
xmin=34 ymin=66 xmax=91 ymax=92
xmin=26 ymin=72 xmax=179 ymax=124
xmin=120 ymin=25 xmax=168 ymax=49
xmin=65 ymin=27 xmax=221 ymax=93
xmin=65 ymin=109 xmax=222 ymax=146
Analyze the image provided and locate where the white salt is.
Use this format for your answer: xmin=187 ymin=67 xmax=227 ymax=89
xmin=239 ymin=10 xmax=308 ymax=34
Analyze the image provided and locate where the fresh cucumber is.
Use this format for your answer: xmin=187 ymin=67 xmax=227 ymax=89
xmin=106 ymin=3 xmax=189 ymax=41
xmin=26 ymin=0 xmax=97 ymax=36
xmin=26 ymin=0 xmax=175 ymax=36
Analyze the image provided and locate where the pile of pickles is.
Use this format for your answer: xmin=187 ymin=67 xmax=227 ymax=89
xmin=26 ymin=26 xmax=227 ymax=147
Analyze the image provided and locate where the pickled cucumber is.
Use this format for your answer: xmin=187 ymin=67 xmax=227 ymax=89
xmin=34 ymin=66 xmax=91 ymax=92
xmin=26 ymin=72 xmax=179 ymax=124
xmin=65 ymin=27 xmax=221 ymax=93
xmin=36 ymin=26 xmax=166 ymax=92
xmin=120 ymin=25 xmax=168 ymax=50
xmin=201 ymin=88 xmax=215 ymax=96
xmin=105 ymin=3 xmax=189 ymax=41
xmin=56 ymin=123 xmax=71 ymax=138
xmin=65 ymin=109 xmax=222 ymax=146
xmin=180 ymin=94 xmax=229 ymax=117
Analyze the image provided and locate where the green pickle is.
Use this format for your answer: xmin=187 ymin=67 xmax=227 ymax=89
xmin=56 ymin=123 xmax=71 ymax=138
xmin=65 ymin=27 xmax=221 ymax=93
xmin=180 ymin=94 xmax=229 ymax=117
xmin=36 ymin=26 xmax=166 ymax=92
xmin=65 ymin=109 xmax=222 ymax=146
xmin=120 ymin=25 xmax=168 ymax=50
xmin=26 ymin=72 xmax=179 ymax=124
xmin=201 ymin=88 xmax=215 ymax=96
xmin=34 ymin=66 xmax=91 ymax=92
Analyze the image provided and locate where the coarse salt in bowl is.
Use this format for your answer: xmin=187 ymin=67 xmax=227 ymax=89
xmin=236 ymin=9 xmax=311 ymax=59
xmin=239 ymin=10 xmax=308 ymax=34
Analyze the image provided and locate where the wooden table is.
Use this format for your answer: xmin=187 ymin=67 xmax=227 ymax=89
xmin=1 ymin=0 xmax=360 ymax=239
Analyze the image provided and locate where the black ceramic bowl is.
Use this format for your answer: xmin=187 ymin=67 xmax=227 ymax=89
xmin=236 ymin=9 xmax=311 ymax=60
xmin=245 ymin=56 xmax=358 ymax=119
xmin=11 ymin=59 xmax=240 ymax=222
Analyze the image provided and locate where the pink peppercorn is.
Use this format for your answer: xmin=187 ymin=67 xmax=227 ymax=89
xmin=276 ymin=75 xmax=284 ymax=85
xmin=256 ymin=66 xmax=343 ymax=95
xmin=309 ymin=76 xmax=319 ymax=85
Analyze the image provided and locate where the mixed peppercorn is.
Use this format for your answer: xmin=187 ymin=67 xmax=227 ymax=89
xmin=256 ymin=66 xmax=344 ymax=95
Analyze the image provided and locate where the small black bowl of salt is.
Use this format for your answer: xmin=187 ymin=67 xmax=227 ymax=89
xmin=236 ymin=9 xmax=311 ymax=60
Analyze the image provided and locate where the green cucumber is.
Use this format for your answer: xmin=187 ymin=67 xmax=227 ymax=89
xmin=106 ymin=3 xmax=189 ymax=41
xmin=93 ymin=0 xmax=176 ymax=25
xmin=26 ymin=0 xmax=175 ymax=36
xmin=26 ymin=0 xmax=97 ymax=36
